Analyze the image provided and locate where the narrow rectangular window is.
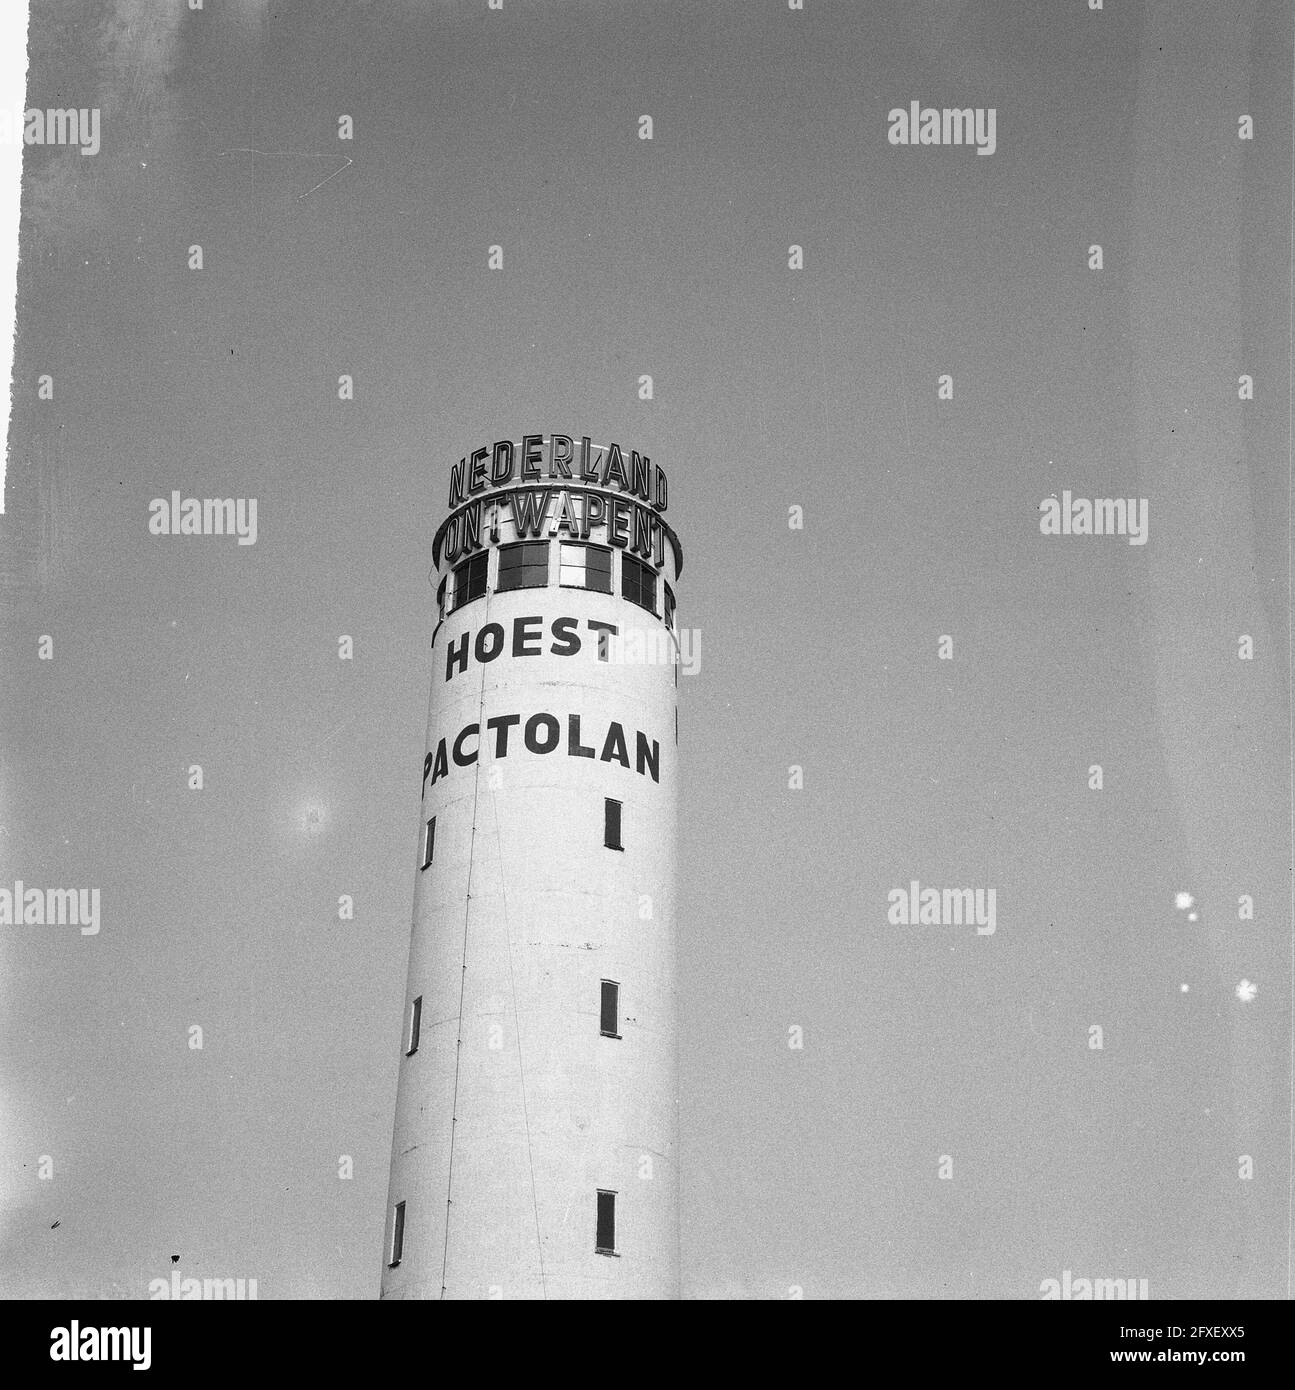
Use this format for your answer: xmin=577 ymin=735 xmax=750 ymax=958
xmin=596 ymin=1190 xmax=617 ymax=1254
xmin=406 ymin=996 xmax=422 ymax=1056
xmin=621 ymin=555 xmax=657 ymax=615
xmin=585 ymin=545 xmax=612 ymax=593
xmin=497 ymin=540 xmax=549 ymax=591
xmin=389 ymin=1200 xmax=406 ymax=1267
xmin=450 ymin=551 xmax=487 ymax=611
xmin=559 ymin=542 xmax=612 ymax=593
xmin=600 ymin=980 xmax=619 ymax=1038
xmin=421 ymin=816 xmax=436 ymax=870
xmin=663 ymin=582 xmax=675 ymax=630
xmin=604 ymin=797 xmax=622 ymax=851
xmin=559 ymin=542 xmax=582 ymax=589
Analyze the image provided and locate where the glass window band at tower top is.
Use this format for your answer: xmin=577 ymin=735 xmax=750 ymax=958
xmin=442 ymin=539 xmax=678 ymax=625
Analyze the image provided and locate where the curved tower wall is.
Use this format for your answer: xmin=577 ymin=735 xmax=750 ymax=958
xmin=382 ymin=435 xmax=682 ymax=1300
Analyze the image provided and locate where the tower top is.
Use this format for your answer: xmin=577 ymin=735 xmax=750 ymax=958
xmin=431 ymin=433 xmax=682 ymax=579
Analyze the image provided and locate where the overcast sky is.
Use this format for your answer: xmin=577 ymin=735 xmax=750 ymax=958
xmin=0 ymin=0 xmax=1290 ymax=1299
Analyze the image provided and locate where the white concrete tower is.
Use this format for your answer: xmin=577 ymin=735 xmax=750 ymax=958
xmin=382 ymin=433 xmax=682 ymax=1300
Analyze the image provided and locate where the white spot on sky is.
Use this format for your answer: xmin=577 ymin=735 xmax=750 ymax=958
xmin=298 ymin=801 xmax=328 ymax=835
xmin=1174 ymin=891 xmax=1193 ymax=910
xmin=1180 ymin=983 xmax=1190 ymax=993
xmin=1236 ymin=979 xmax=1257 ymax=1003
xmin=1187 ymin=911 xmax=1198 ymax=922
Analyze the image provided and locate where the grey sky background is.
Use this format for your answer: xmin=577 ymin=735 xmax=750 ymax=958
xmin=0 ymin=0 xmax=1290 ymax=1299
